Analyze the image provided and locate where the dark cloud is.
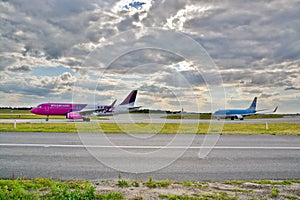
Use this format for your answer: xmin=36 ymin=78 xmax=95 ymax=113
xmin=0 ymin=56 xmax=15 ymax=71
xmin=220 ymin=69 xmax=297 ymax=89
xmin=260 ymin=93 xmax=280 ymax=99
xmin=138 ymin=84 xmax=175 ymax=99
xmin=104 ymin=49 xmax=183 ymax=74
xmin=155 ymin=69 xmax=206 ymax=88
xmin=8 ymin=65 xmax=31 ymax=73
xmin=0 ymin=72 xmax=76 ymax=98
xmin=285 ymin=87 xmax=300 ymax=91
xmin=242 ymin=88 xmax=263 ymax=94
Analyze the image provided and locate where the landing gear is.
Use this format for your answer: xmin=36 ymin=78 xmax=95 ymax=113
xmin=231 ymin=116 xmax=235 ymax=120
xmin=83 ymin=117 xmax=90 ymax=122
xmin=46 ymin=116 xmax=49 ymax=121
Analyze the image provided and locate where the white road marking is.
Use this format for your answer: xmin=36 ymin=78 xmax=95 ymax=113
xmin=1 ymin=143 xmax=300 ymax=149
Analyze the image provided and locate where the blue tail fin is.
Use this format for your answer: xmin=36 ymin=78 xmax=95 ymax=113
xmin=247 ymin=97 xmax=257 ymax=110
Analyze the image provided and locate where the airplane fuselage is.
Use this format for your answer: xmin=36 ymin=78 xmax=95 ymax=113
xmin=214 ymin=109 xmax=256 ymax=116
xmin=213 ymin=109 xmax=256 ymax=120
xmin=30 ymin=103 xmax=87 ymax=116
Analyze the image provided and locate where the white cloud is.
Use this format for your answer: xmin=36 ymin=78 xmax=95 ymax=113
xmin=0 ymin=0 xmax=300 ymax=112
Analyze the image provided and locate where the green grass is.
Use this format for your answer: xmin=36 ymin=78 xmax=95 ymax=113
xmin=0 ymin=178 xmax=124 ymax=199
xmin=1 ymin=122 xmax=300 ymax=135
xmin=0 ymin=115 xmax=108 ymax=120
xmin=247 ymin=114 xmax=285 ymax=119
xmin=0 ymin=109 xmax=31 ymax=114
xmin=164 ymin=113 xmax=212 ymax=119
xmin=0 ymin=114 xmax=67 ymax=119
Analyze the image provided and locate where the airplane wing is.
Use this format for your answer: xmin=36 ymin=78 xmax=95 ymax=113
xmin=100 ymin=99 xmax=117 ymax=112
xmin=256 ymin=106 xmax=278 ymax=113
xmin=78 ymin=110 xmax=95 ymax=116
xmin=78 ymin=108 xmax=106 ymax=116
xmin=79 ymin=99 xmax=117 ymax=116
xmin=128 ymin=106 xmax=142 ymax=111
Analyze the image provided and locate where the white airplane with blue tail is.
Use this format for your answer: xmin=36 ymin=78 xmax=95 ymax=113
xmin=213 ymin=97 xmax=278 ymax=120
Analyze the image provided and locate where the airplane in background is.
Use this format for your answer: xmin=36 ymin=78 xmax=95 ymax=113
xmin=30 ymin=90 xmax=141 ymax=121
xmin=93 ymin=90 xmax=141 ymax=116
xmin=213 ymin=97 xmax=278 ymax=120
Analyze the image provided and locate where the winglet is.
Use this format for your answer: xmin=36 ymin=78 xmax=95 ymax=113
xmin=111 ymin=99 xmax=117 ymax=108
xmin=273 ymin=106 xmax=278 ymax=113
xmin=105 ymin=99 xmax=117 ymax=113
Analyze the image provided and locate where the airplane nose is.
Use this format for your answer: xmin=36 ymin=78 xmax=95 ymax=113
xmin=30 ymin=108 xmax=36 ymax=114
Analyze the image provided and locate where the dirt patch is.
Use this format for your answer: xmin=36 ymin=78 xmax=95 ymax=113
xmin=93 ymin=180 xmax=300 ymax=199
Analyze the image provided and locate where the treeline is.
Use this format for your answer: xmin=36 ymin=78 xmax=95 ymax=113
xmin=130 ymin=109 xmax=183 ymax=114
xmin=0 ymin=107 xmax=32 ymax=110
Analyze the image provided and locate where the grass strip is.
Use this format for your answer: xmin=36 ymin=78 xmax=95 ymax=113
xmin=0 ymin=122 xmax=299 ymax=135
xmin=0 ymin=115 xmax=66 ymax=119
xmin=1 ymin=178 xmax=299 ymax=200
xmin=0 ymin=115 xmax=108 ymax=120
xmin=0 ymin=178 xmax=124 ymax=199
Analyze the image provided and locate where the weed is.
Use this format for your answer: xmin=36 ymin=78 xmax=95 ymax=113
xmin=270 ymin=187 xmax=279 ymax=198
xmin=145 ymin=176 xmax=156 ymax=188
xmin=117 ymin=179 xmax=130 ymax=188
xmin=131 ymin=180 xmax=140 ymax=187
xmin=157 ymin=179 xmax=170 ymax=188
xmin=98 ymin=191 xmax=124 ymax=200
xmin=182 ymin=181 xmax=193 ymax=187
xmin=117 ymin=173 xmax=130 ymax=188
xmin=145 ymin=177 xmax=170 ymax=188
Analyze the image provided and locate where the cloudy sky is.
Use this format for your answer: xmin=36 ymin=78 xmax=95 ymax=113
xmin=0 ymin=0 xmax=299 ymax=113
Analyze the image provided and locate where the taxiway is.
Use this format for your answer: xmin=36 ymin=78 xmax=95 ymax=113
xmin=1 ymin=132 xmax=299 ymax=181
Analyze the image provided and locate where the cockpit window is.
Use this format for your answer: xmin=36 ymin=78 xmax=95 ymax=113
xmin=37 ymin=105 xmax=42 ymax=108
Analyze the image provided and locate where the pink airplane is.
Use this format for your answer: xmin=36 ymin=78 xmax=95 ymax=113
xmin=30 ymin=90 xmax=140 ymax=122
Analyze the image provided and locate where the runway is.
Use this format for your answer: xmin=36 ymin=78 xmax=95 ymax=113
xmin=1 ymin=132 xmax=300 ymax=181
xmin=0 ymin=113 xmax=299 ymax=124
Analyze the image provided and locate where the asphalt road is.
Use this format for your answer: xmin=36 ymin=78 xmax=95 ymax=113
xmin=1 ymin=132 xmax=300 ymax=181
